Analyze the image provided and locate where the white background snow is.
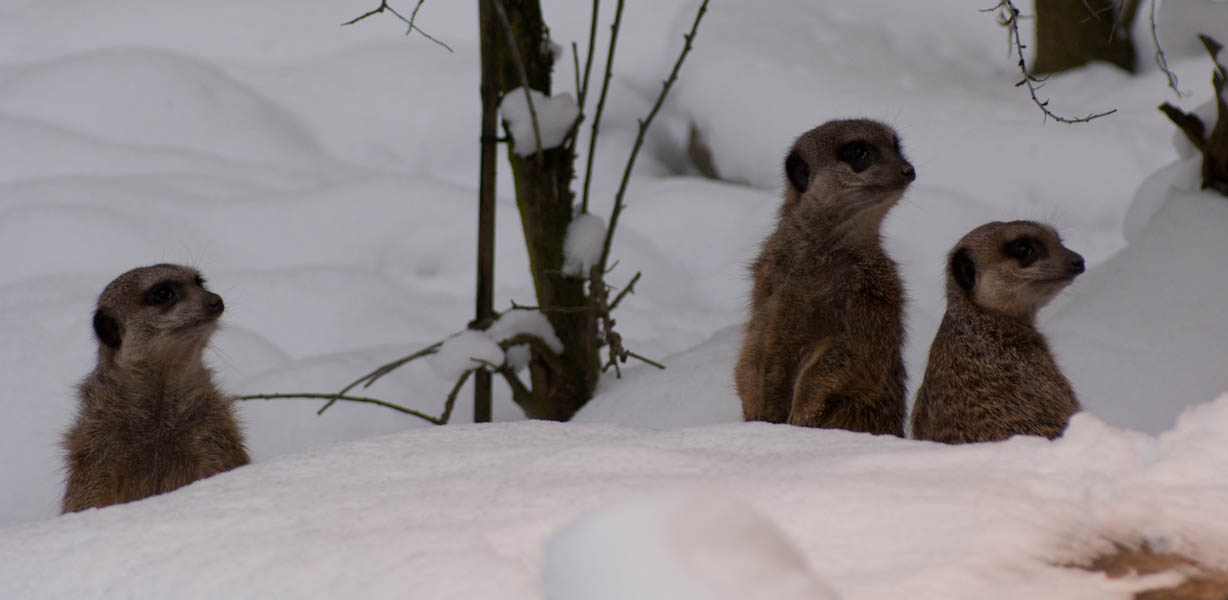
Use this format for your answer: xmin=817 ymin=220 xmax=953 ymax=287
xmin=1 ymin=0 xmax=1227 ymax=597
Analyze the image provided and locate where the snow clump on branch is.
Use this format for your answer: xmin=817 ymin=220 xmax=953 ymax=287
xmin=500 ymin=87 xmax=579 ymax=156
xmin=562 ymin=212 xmax=606 ymax=277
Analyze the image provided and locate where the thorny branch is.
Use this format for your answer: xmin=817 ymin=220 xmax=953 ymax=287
xmin=597 ymin=0 xmax=709 ymax=274
xmin=489 ymin=0 xmax=545 ymax=159
xmin=344 ymin=0 xmax=453 ymax=53
xmin=985 ymin=0 xmax=1117 ymax=124
xmin=1149 ymin=0 xmax=1185 ymax=98
xmin=586 ymin=269 xmax=663 ymax=376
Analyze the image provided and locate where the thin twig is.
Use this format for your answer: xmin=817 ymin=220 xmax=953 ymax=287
xmin=985 ymin=0 xmax=1117 ymax=124
xmin=597 ymin=0 xmax=709 ymax=273
xmin=438 ymin=369 xmax=474 ymax=425
xmin=1149 ymin=0 xmax=1184 ymax=97
xmin=626 ymin=351 xmax=666 ymax=370
xmin=317 ymin=341 xmax=444 ymax=414
xmin=343 ymin=0 xmax=453 ymax=53
xmin=239 ymin=393 xmax=444 ymax=425
xmin=571 ymin=41 xmax=582 ymax=104
xmin=580 ymin=0 xmax=625 ymax=214
xmin=489 ymin=0 xmax=544 ymax=158
xmin=607 ymin=271 xmax=641 ymax=312
xmin=577 ymin=0 xmax=601 ymax=110
xmin=509 ymin=299 xmax=597 ymax=314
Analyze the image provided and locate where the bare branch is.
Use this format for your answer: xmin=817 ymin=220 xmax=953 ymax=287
xmin=438 ymin=369 xmax=473 ymax=425
xmin=607 ymin=271 xmax=641 ymax=312
xmin=626 ymin=351 xmax=666 ymax=370
xmin=577 ymin=0 xmax=601 ymax=110
xmin=343 ymin=0 xmax=453 ymax=53
xmin=580 ymin=0 xmax=626 ymax=214
xmin=1149 ymin=0 xmax=1185 ymax=97
xmin=318 ymin=341 xmax=444 ymax=415
xmin=985 ymin=0 xmax=1117 ymax=124
xmin=598 ymin=0 xmax=709 ymax=273
xmin=239 ymin=393 xmax=444 ymax=425
xmin=489 ymin=0 xmax=545 ymax=158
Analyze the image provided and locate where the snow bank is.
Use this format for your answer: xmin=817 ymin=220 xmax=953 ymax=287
xmin=501 ymin=87 xmax=580 ymax=156
xmin=2 ymin=395 xmax=1226 ymax=599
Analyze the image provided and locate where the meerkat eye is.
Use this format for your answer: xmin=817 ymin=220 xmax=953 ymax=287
xmin=837 ymin=141 xmax=873 ymax=172
xmin=144 ymin=283 xmax=177 ymax=305
xmin=1004 ymin=237 xmax=1037 ymax=265
xmin=194 ymin=274 xmax=206 ymax=287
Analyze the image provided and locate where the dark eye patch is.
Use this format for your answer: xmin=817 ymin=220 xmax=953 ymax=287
xmin=1003 ymin=236 xmax=1045 ymax=267
xmin=194 ymin=274 xmax=206 ymax=287
xmin=143 ymin=280 xmax=183 ymax=306
xmin=837 ymin=141 xmax=873 ymax=173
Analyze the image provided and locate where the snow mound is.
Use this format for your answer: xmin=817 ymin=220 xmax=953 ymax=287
xmin=1048 ymin=187 xmax=1228 ymax=434
xmin=0 ymin=48 xmax=327 ymax=167
xmin=543 ymin=494 xmax=837 ymax=600
xmin=501 ymin=87 xmax=579 ymax=156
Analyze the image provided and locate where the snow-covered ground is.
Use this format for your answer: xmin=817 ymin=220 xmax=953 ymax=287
xmin=1 ymin=0 xmax=1226 ymax=597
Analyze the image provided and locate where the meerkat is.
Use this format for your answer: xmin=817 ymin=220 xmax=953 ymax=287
xmin=911 ymin=221 xmax=1085 ymax=444
xmin=734 ymin=119 xmax=915 ymax=436
xmin=61 ymin=264 xmax=249 ymax=513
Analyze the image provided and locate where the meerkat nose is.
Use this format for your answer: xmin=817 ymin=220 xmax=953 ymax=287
xmin=900 ymin=163 xmax=916 ymax=182
xmin=205 ymin=292 xmax=225 ymax=316
xmin=1068 ymin=254 xmax=1085 ymax=275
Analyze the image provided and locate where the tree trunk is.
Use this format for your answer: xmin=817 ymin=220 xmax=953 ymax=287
xmin=1032 ymin=0 xmax=1140 ymax=75
xmin=485 ymin=0 xmax=601 ymax=421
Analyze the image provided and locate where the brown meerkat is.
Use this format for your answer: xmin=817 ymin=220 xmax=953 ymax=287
xmin=734 ymin=119 xmax=915 ymax=436
xmin=61 ymin=264 xmax=249 ymax=513
xmin=911 ymin=221 xmax=1085 ymax=444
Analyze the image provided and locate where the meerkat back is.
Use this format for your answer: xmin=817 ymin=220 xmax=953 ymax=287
xmin=734 ymin=119 xmax=915 ymax=436
xmin=911 ymin=221 xmax=1084 ymax=444
xmin=62 ymin=264 xmax=249 ymax=513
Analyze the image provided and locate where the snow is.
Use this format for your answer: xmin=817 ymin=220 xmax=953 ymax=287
xmin=543 ymin=494 xmax=838 ymax=600
xmin=427 ymin=330 xmax=505 ymax=382
xmin=561 ymin=212 xmax=606 ymax=277
xmin=3 ymin=399 xmax=1227 ymax=599
xmin=501 ymin=87 xmax=580 ymax=156
xmin=1 ymin=0 xmax=1227 ymax=596
xmin=488 ymin=309 xmax=565 ymax=354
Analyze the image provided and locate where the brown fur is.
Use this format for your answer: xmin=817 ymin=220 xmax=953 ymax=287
xmin=61 ymin=264 xmax=249 ymax=513
xmin=735 ymin=119 xmax=915 ymax=436
xmin=911 ymin=221 xmax=1084 ymax=444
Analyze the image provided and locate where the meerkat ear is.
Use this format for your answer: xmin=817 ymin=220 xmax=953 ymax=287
xmin=951 ymin=248 xmax=976 ymax=292
xmin=93 ymin=309 xmax=122 ymax=349
xmin=785 ymin=150 xmax=810 ymax=194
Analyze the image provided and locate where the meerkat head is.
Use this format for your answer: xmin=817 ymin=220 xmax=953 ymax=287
xmin=783 ymin=119 xmax=915 ymax=215
xmin=92 ymin=264 xmax=224 ymax=366
xmin=947 ymin=221 xmax=1085 ymax=322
